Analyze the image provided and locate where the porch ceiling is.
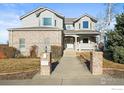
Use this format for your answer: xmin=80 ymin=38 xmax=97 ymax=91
xmin=64 ymin=30 xmax=100 ymax=35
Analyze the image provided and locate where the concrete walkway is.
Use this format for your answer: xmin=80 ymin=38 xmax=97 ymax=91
xmin=0 ymin=50 xmax=124 ymax=85
xmin=50 ymin=50 xmax=92 ymax=79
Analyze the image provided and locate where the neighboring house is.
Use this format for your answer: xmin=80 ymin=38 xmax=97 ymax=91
xmin=8 ymin=7 xmax=100 ymax=57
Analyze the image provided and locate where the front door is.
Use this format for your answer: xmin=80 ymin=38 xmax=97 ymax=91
xmin=64 ymin=36 xmax=75 ymax=49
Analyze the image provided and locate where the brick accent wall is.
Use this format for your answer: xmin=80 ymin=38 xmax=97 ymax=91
xmin=9 ymin=30 xmax=63 ymax=57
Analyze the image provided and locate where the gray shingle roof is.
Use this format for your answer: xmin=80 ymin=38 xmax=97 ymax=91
xmin=64 ymin=18 xmax=76 ymax=24
xmin=8 ymin=27 xmax=63 ymax=31
xmin=73 ymin=14 xmax=97 ymax=23
xmin=64 ymin=30 xmax=100 ymax=35
xmin=20 ymin=7 xmax=64 ymax=20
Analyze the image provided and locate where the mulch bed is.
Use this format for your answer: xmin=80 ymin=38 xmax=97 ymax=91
xmin=0 ymin=69 xmax=39 ymax=80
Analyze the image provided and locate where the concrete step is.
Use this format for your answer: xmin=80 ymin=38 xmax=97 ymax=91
xmin=64 ymin=50 xmax=76 ymax=56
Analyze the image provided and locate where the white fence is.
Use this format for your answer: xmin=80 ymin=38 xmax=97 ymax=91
xmin=75 ymin=43 xmax=96 ymax=51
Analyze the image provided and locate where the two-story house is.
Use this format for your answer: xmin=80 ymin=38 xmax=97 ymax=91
xmin=8 ymin=7 xmax=100 ymax=57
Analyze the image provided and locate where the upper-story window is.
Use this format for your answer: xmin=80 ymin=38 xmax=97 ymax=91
xmin=66 ymin=25 xmax=74 ymax=30
xmin=43 ymin=18 xmax=52 ymax=26
xmin=83 ymin=21 xmax=89 ymax=29
xmin=54 ymin=20 xmax=56 ymax=26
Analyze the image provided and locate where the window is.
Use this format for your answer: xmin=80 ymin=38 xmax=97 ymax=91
xmin=54 ymin=20 xmax=56 ymax=26
xmin=79 ymin=23 xmax=81 ymax=29
xmin=83 ymin=38 xmax=88 ymax=43
xmin=90 ymin=23 xmax=92 ymax=29
xmin=43 ymin=18 xmax=52 ymax=26
xmin=19 ymin=38 xmax=25 ymax=48
xmin=83 ymin=21 xmax=89 ymax=28
xmin=66 ymin=25 xmax=71 ymax=29
xmin=66 ymin=25 xmax=74 ymax=30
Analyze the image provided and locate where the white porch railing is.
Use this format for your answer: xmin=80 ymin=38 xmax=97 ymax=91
xmin=75 ymin=43 xmax=96 ymax=51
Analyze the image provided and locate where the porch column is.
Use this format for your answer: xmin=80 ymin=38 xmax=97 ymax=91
xmin=74 ymin=36 xmax=78 ymax=51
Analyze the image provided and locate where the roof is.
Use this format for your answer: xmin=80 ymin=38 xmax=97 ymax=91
xmin=8 ymin=27 xmax=63 ymax=31
xmin=73 ymin=14 xmax=97 ymax=23
xmin=64 ymin=30 xmax=100 ymax=35
xmin=20 ymin=7 xmax=65 ymax=20
xmin=64 ymin=18 xmax=76 ymax=24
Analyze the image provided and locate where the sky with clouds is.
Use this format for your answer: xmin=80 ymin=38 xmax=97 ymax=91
xmin=0 ymin=3 xmax=124 ymax=44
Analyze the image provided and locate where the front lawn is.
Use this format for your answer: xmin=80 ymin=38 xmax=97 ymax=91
xmin=0 ymin=58 xmax=40 ymax=73
xmin=103 ymin=59 xmax=124 ymax=69
xmin=77 ymin=52 xmax=124 ymax=69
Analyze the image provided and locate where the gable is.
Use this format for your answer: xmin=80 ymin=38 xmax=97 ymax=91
xmin=20 ymin=7 xmax=64 ymax=20
xmin=74 ymin=14 xmax=97 ymax=23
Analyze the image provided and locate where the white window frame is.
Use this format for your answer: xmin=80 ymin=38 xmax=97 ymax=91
xmin=66 ymin=25 xmax=74 ymax=30
xmin=82 ymin=21 xmax=89 ymax=29
xmin=41 ymin=17 xmax=54 ymax=27
xmin=19 ymin=38 xmax=25 ymax=49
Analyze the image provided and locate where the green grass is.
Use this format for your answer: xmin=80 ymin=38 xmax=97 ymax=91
xmin=0 ymin=58 xmax=40 ymax=73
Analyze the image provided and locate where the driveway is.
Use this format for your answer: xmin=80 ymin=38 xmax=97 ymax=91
xmin=0 ymin=50 xmax=124 ymax=85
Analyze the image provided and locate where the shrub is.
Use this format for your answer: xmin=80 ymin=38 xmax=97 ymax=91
xmin=30 ymin=45 xmax=38 ymax=58
xmin=113 ymin=46 xmax=124 ymax=64
xmin=107 ymin=13 xmax=124 ymax=64
xmin=0 ymin=51 xmax=6 ymax=59
xmin=0 ymin=45 xmax=20 ymax=58
xmin=103 ymin=49 xmax=113 ymax=61
xmin=51 ymin=45 xmax=63 ymax=59
xmin=98 ymin=42 xmax=104 ymax=51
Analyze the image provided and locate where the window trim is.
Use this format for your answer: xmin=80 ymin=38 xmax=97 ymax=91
xmin=82 ymin=21 xmax=89 ymax=29
xmin=19 ymin=38 xmax=25 ymax=49
xmin=42 ymin=17 xmax=53 ymax=27
xmin=66 ymin=25 xmax=74 ymax=30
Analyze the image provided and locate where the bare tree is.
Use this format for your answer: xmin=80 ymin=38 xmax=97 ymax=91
xmin=96 ymin=3 xmax=118 ymax=31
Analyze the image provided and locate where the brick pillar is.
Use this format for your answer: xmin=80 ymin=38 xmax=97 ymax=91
xmin=40 ymin=52 xmax=51 ymax=76
xmin=90 ymin=51 xmax=103 ymax=75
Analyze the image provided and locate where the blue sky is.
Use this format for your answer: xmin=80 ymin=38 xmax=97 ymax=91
xmin=0 ymin=3 xmax=124 ymax=44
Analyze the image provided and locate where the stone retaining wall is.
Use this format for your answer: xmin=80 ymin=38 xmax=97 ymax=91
xmin=0 ymin=69 xmax=38 ymax=80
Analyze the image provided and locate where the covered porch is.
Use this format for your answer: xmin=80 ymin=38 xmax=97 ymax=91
xmin=64 ymin=30 xmax=100 ymax=51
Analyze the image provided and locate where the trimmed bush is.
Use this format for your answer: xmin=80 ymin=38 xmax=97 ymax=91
xmin=113 ymin=46 xmax=124 ymax=64
xmin=51 ymin=45 xmax=63 ymax=59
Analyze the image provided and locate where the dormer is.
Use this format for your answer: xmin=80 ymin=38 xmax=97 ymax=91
xmin=73 ymin=14 xmax=97 ymax=30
